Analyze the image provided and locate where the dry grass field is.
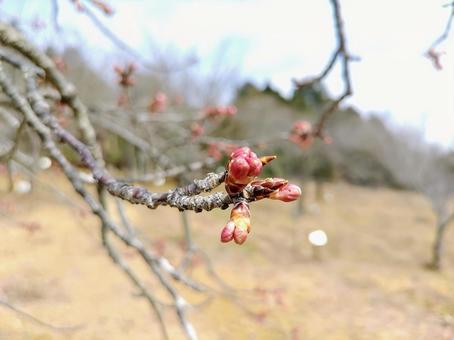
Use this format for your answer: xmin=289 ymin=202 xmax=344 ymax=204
xmin=1 ymin=170 xmax=454 ymax=339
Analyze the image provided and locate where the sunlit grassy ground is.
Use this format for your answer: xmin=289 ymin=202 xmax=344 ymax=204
xmin=1 ymin=170 xmax=454 ymax=339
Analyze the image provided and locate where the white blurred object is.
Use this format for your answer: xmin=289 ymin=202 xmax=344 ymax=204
xmin=14 ymin=180 xmax=32 ymax=194
xmin=37 ymin=156 xmax=52 ymax=170
xmin=308 ymin=230 xmax=328 ymax=247
xmin=153 ymin=177 xmax=166 ymax=187
xmin=79 ymin=172 xmax=95 ymax=184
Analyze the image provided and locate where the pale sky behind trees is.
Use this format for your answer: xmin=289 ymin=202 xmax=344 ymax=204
xmin=2 ymin=0 xmax=453 ymax=147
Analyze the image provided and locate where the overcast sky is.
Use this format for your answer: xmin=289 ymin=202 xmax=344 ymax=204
xmin=2 ymin=0 xmax=453 ymax=147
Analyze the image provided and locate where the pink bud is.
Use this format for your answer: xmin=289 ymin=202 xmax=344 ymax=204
xmin=190 ymin=122 xmax=204 ymax=139
xmin=149 ymin=92 xmax=167 ymax=113
xmin=228 ymin=157 xmax=250 ymax=183
xmin=220 ymin=221 xmax=235 ymax=243
xmin=270 ymin=183 xmax=302 ymax=202
xmin=230 ymin=146 xmax=251 ymax=159
xmin=233 ymin=227 xmax=248 ymax=245
xmin=207 ymin=143 xmax=222 ymax=160
xmin=248 ymin=158 xmax=263 ymax=177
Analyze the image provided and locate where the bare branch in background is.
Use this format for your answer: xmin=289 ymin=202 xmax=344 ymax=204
xmin=0 ymin=20 xmax=301 ymax=338
xmin=425 ymin=2 xmax=454 ymax=70
xmin=0 ymin=299 xmax=83 ymax=333
xmin=430 ymin=1 xmax=454 ymax=49
xmin=293 ymin=0 xmax=353 ymax=140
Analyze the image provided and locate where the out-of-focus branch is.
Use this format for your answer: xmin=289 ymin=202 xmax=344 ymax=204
xmin=425 ymin=2 xmax=454 ymax=70
xmin=67 ymin=0 xmax=194 ymax=73
xmin=50 ymin=0 xmax=61 ymax=31
xmin=0 ymin=22 xmax=102 ymax=162
xmin=313 ymin=0 xmax=353 ymax=138
xmin=0 ymin=66 xmax=202 ymax=339
xmin=120 ymin=158 xmax=217 ymax=183
xmin=97 ymin=185 xmax=169 ymax=340
xmin=430 ymin=2 xmax=454 ymax=49
xmin=293 ymin=0 xmax=353 ymax=140
xmin=2 ymin=118 xmax=26 ymax=191
xmin=0 ymin=299 xmax=83 ymax=333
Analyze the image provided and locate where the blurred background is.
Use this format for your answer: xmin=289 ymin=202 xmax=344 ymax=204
xmin=0 ymin=0 xmax=454 ymax=339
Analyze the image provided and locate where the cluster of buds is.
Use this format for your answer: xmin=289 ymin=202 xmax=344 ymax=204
xmin=224 ymin=147 xmax=267 ymax=196
xmin=220 ymin=147 xmax=301 ymax=245
xmin=203 ymin=105 xmax=237 ymax=119
xmin=114 ymin=63 xmax=136 ymax=88
xmin=289 ymin=120 xmax=314 ymax=149
xmin=148 ymin=91 xmax=167 ymax=113
xmin=207 ymin=142 xmax=238 ymax=161
xmin=245 ymin=178 xmax=302 ymax=202
xmin=220 ymin=202 xmax=251 ymax=244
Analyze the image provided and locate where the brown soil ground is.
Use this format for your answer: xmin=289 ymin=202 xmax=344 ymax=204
xmin=1 ymin=171 xmax=454 ymax=339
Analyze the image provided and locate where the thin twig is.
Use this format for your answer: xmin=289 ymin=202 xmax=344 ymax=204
xmin=0 ymin=299 xmax=83 ymax=333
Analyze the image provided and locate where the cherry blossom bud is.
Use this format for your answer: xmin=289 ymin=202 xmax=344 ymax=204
xmin=228 ymin=157 xmax=250 ymax=183
xmin=233 ymin=225 xmax=248 ymax=245
xmin=190 ymin=122 xmax=204 ymax=139
xmin=148 ymin=91 xmax=167 ymax=113
xmin=227 ymin=147 xmax=262 ymax=184
xmin=220 ymin=202 xmax=251 ymax=245
xmin=220 ymin=221 xmax=235 ymax=243
xmin=207 ymin=143 xmax=222 ymax=161
xmin=289 ymin=120 xmax=314 ymax=149
xmin=247 ymin=178 xmax=288 ymax=200
xmin=231 ymin=202 xmax=251 ymax=244
xmin=269 ymin=183 xmax=302 ymax=202
xmin=114 ymin=63 xmax=136 ymax=87
xmin=426 ymin=48 xmax=445 ymax=71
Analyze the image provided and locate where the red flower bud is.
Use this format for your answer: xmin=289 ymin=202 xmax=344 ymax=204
xmin=190 ymin=122 xmax=204 ymax=139
xmin=207 ymin=143 xmax=222 ymax=160
xmin=426 ymin=48 xmax=445 ymax=71
xmin=233 ymin=225 xmax=248 ymax=244
xmin=228 ymin=157 xmax=251 ymax=184
xmin=269 ymin=183 xmax=302 ymax=202
xmin=114 ymin=63 xmax=136 ymax=88
xmin=289 ymin=120 xmax=314 ymax=149
xmin=246 ymin=178 xmax=288 ymax=200
xmin=225 ymin=147 xmax=264 ymax=195
xmin=230 ymin=146 xmax=249 ymax=158
xmin=148 ymin=91 xmax=167 ymax=113
xmin=220 ymin=221 xmax=235 ymax=243
xmin=229 ymin=147 xmax=262 ymax=180
xmin=220 ymin=202 xmax=251 ymax=245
